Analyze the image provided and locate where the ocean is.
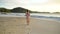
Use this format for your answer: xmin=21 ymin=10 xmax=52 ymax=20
xmin=0 ymin=13 xmax=60 ymax=21
xmin=31 ymin=13 xmax=60 ymax=21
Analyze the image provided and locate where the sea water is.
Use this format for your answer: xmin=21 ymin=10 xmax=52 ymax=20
xmin=31 ymin=13 xmax=60 ymax=21
xmin=0 ymin=13 xmax=60 ymax=21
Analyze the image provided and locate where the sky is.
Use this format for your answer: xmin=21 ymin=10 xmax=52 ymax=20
xmin=0 ymin=0 xmax=60 ymax=12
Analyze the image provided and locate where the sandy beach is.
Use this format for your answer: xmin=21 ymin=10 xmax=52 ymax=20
xmin=0 ymin=17 xmax=60 ymax=34
xmin=30 ymin=18 xmax=60 ymax=34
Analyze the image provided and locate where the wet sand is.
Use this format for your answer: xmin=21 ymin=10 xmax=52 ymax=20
xmin=30 ymin=18 xmax=60 ymax=34
xmin=0 ymin=17 xmax=60 ymax=34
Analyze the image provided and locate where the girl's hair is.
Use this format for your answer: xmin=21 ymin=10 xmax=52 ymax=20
xmin=27 ymin=10 xmax=28 ymax=12
xmin=27 ymin=10 xmax=30 ymax=12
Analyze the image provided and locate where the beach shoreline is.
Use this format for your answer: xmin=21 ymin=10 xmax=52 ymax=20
xmin=0 ymin=17 xmax=60 ymax=34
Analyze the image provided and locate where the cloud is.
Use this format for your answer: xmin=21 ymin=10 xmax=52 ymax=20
xmin=0 ymin=0 xmax=60 ymax=12
xmin=0 ymin=0 xmax=25 ymax=8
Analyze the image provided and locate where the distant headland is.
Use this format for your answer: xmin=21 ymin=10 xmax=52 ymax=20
xmin=0 ymin=7 xmax=60 ymax=14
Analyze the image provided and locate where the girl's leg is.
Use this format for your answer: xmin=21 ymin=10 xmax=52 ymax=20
xmin=27 ymin=17 xmax=30 ymax=25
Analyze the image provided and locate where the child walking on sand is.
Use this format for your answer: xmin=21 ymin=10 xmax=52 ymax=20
xmin=26 ymin=10 xmax=30 ymax=25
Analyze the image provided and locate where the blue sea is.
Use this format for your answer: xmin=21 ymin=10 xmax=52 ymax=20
xmin=0 ymin=13 xmax=60 ymax=21
xmin=30 ymin=13 xmax=60 ymax=21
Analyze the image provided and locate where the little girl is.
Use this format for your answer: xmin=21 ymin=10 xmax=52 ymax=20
xmin=26 ymin=10 xmax=30 ymax=25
